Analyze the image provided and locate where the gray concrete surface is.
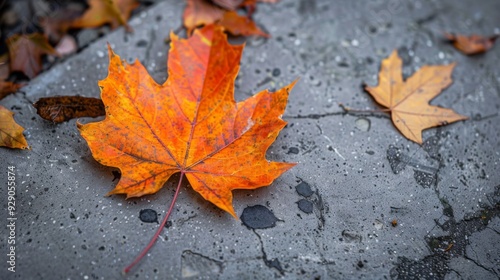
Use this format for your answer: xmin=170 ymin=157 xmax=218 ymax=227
xmin=1 ymin=0 xmax=499 ymax=279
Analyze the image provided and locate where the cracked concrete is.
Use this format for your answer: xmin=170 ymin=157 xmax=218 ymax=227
xmin=0 ymin=0 xmax=499 ymax=279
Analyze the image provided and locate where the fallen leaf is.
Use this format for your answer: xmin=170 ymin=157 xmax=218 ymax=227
xmin=219 ymin=10 xmax=269 ymax=37
xmin=364 ymin=50 xmax=467 ymax=144
xmin=34 ymin=96 xmax=105 ymax=123
xmin=183 ymin=0 xmax=268 ymax=37
xmin=445 ymin=33 xmax=498 ymax=55
xmin=0 ymin=105 xmax=29 ymax=149
xmin=183 ymin=0 xmax=225 ymax=34
xmin=70 ymin=0 xmax=139 ymax=31
xmin=78 ymin=25 xmax=295 ymax=218
xmin=6 ymin=33 xmax=58 ymax=79
xmin=0 ymin=81 xmax=22 ymax=100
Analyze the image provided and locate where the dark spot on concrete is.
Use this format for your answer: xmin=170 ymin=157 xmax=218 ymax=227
xmin=164 ymin=220 xmax=172 ymax=228
xmin=70 ymin=212 xmax=76 ymax=219
xmin=295 ymin=181 xmax=313 ymax=197
xmin=366 ymin=150 xmax=375 ymax=155
xmin=287 ymin=147 xmax=299 ymax=154
xmin=265 ymin=258 xmax=284 ymax=274
xmin=413 ymin=170 xmax=436 ymax=188
xmin=387 ymin=145 xmax=407 ymax=174
xmin=357 ymin=260 xmax=364 ymax=268
xmin=272 ymin=68 xmax=281 ymax=77
xmin=136 ymin=39 xmax=148 ymax=47
xmin=240 ymin=205 xmax=279 ymax=229
xmin=139 ymin=209 xmax=158 ymax=224
xmin=297 ymin=199 xmax=313 ymax=213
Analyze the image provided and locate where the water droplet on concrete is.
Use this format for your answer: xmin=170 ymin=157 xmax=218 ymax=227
xmin=355 ymin=117 xmax=371 ymax=131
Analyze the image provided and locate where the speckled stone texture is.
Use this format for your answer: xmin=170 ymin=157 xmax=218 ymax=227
xmin=1 ymin=0 xmax=499 ymax=279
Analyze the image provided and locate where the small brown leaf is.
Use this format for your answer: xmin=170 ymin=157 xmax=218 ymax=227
xmin=34 ymin=96 xmax=105 ymax=123
xmin=70 ymin=0 xmax=139 ymax=31
xmin=0 ymin=105 xmax=29 ymax=149
xmin=445 ymin=33 xmax=498 ymax=55
xmin=219 ymin=11 xmax=269 ymax=37
xmin=7 ymin=33 xmax=58 ymax=79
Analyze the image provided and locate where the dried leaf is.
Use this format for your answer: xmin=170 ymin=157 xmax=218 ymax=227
xmin=0 ymin=105 xmax=29 ymax=149
xmin=445 ymin=33 xmax=498 ymax=55
xmin=6 ymin=33 xmax=58 ymax=79
xmin=183 ymin=0 xmax=269 ymax=37
xmin=78 ymin=25 xmax=295 ymax=217
xmin=34 ymin=96 xmax=105 ymax=123
xmin=183 ymin=0 xmax=225 ymax=34
xmin=364 ymin=50 xmax=468 ymax=144
xmin=70 ymin=0 xmax=139 ymax=31
xmin=219 ymin=11 xmax=269 ymax=37
xmin=0 ymin=81 xmax=22 ymax=100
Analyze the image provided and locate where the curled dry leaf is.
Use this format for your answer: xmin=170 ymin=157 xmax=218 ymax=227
xmin=70 ymin=0 xmax=139 ymax=31
xmin=0 ymin=54 xmax=23 ymax=100
xmin=364 ymin=50 xmax=468 ymax=144
xmin=34 ymin=96 xmax=105 ymax=123
xmin=445 ymin=33 xmax=498 ymax=55
xmin=0 ymin=105 xmax=29 ymax=149
xmin=6 ymin=33 xmax=58 ymax=79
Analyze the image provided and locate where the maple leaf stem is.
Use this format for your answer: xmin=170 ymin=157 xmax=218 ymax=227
xmin=339 ymin=103 xmax=391 ymax=114
xmin=123 ymin=172 xmax=185 ymax=274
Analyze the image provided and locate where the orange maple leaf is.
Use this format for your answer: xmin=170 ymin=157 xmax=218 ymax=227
xmin=0 ymin=105 xmax=29 ymax=149
xmin=77 ymin=25 xmax=295 ymax=271
xmin=445 ymin=33 xmax=498 ymax=55
xmin=183 ymin=0 xmax=268 ymax=37
xmin=70 ymin=0 xmax=139 ymax=31
xmin=6 ymin=33 xmax=58 ymax=79
xmin=364 ymin=50 xmax=468 ymax=144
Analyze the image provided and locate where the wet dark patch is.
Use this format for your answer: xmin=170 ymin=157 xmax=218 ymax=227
xmin=295 ymin=181 xmax=313 ymax=197
xmin=136 ymin=39 xmax=148 ymax=47
xmin=139 ymin=209 xmax=158 ymax=224
xmin=297 ymin=199 xmax=313 ymax=213
xmin=413 ymin=170 xmax=436 ymax=188
xmin=386 ymin=145 xmax=408 ymax=174
xmin=265 ymin=258 xmax=284 ymax=274
xmin=240 ymin=205 xmax=279 ymax=229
